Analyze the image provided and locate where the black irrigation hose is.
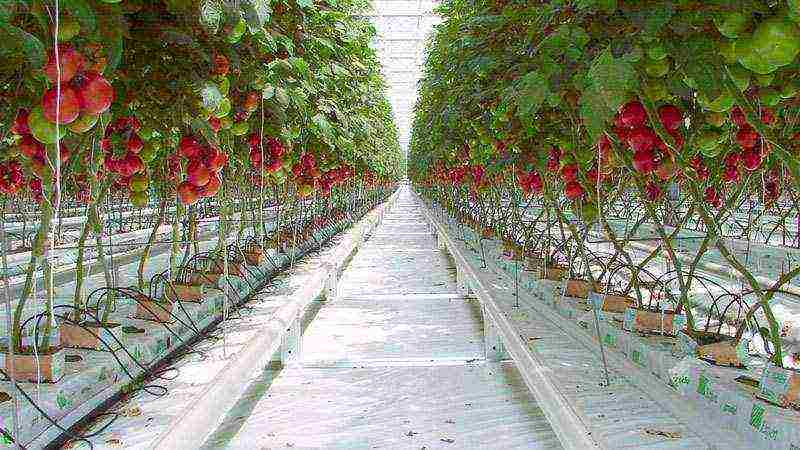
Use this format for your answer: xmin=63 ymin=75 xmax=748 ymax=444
xmin=0 ymin=362 xmax=120 ymax=450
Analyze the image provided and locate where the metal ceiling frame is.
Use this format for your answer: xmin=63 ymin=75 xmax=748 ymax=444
xmin=367 ymin=1 xmax=441 ymax=153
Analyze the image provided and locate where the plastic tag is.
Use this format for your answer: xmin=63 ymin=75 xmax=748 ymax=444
xmin=603 ymin=326 xmax=618 ymax=347
xmin=735 ymin=337 xmax=749 ymax=365
xmin=672 ymin=314 xmax=687 ymax=332
xmin=758 ymin=364 xmax=793 ymax=406
xmin=623 ymin=308 xmax=636 ymax=331
xmin=588 ymin=292 xmax=606 ymax=322
xmin=631 ymin=342 xmax=647 ymax=367
xmin=677 ymin=330 xmax=698 ymax=356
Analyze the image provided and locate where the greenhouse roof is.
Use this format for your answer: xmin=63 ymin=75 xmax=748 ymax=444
xmin=365 ymin=1 xmax=441 ymax=154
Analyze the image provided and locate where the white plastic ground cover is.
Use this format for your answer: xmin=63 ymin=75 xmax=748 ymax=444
xmin=422 ymin=196 xmax=800 ymax=450
xmin=417 ymin=194 xmax=757 ymax=450
xmin=149 ymin=192 xmax=397 ymax=450
xmin=0 ymin=197 xmax=390 ymax=448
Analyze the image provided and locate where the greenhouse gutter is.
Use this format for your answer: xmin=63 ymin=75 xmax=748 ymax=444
xmin=416 ymin=191 xmax=748 ymax=450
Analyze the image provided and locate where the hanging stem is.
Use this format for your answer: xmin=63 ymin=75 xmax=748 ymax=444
xmin=72 ymin=181 xmax=111 ymax=322
xmin=138 ymin=198 xmax=167 ymax=291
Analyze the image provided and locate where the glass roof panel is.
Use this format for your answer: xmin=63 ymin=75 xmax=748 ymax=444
xmin=364 ymin=0 xmax=441 ymax=154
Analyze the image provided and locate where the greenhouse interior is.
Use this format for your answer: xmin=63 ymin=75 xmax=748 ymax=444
xmin=1 ymin=0 xmax=800 ymax=449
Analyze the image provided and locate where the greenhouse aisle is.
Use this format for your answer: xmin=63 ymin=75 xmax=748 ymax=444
xmin=202 ymin=187 xmax=563 ymax=449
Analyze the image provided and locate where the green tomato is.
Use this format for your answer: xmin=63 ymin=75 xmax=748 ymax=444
xmin=705 ymin=112 xmax=726 ymax=128
xmin=68 ymin=113 xmax=99 ymax=134
xmin=736 ymin=37 xmax=778 ymax=75
xmin=728 ymin=65 xmax=750 ymax=92
xmin=213 ymin=98 xmax=231 ymax=118
xmin=130 ymin=174 xmax=149 ymax=193
xmin=791 ymin=0 xmax=800 ymax=23
xmin=647 ymin=45 xmax=668 ymax=61
xmin=558 ymin=139 xmax=574 ymax=152
xmin=642 ymin=80 xmax=669 ymax=102
xmin=695 ymin=128 xmax=726 ymax=153
xmin=139 ymin=127 xmax=155 ymax=140
xmin=714 ymin=11 xmax=750 ymax=39
xmin=781 ymin=79 xmax=800 ymax=98
xmin=215 ymin=76 xmax=230 ymax=96
xmin=29 ymin=106 xmax=61 ymax=144
xmin=139 ymin=143 xmax=159 ymax=163
xmin=580 ymin=201 xmax=599 ymax=224
xmin=699 ymin=90 xmax=735 ymax=113
xmin=227 ymin=19 xmax=246 ymax=44
xmin=252 ymin=78 xmax=266 ymax=90
xmin=699 ymin=143 xmax=722 ymax=158
xmin=644 ymin=57 xmax=670 ymax=78
xmin=130 ymin=191 xmax=149 ymax=208
xmin=231 ymin=121 xmax=249 ymax=136
xmin=298 ymin=184 xmax=314 ymax=197
xmin=272 ymin=169 xmax=286 ymax=184
xmin=739 ymin=18 xmax=800 ymax=74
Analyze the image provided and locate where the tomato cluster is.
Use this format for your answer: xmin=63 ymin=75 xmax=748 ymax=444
xmin=41 ymin=45 xmax=113 ymax=127
xmin=176 ymin=135 xmax=229 ymax=206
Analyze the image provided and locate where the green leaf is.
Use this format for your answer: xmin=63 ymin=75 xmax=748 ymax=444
xmin=580 ymin=84 xmax=613 ymax=143
xmin=312 ymin=113 xmax=334 ymax=143
xmin=289 ymin=57 xmax=310 ymax=77
xmin=160 ymin=28 xmax=196 ymax=46
xmin=105 ymin=30 xmax=123 ymax=75
xmin=62 ymin=0 xmax=96 ymax=33
xmin=256 ymin=31 xmax=277 ymax=54
xmin=296 ymin=0 xmax=313 ymax=8
xmin=514 ymin=71 xmax=549 ymax=126
xmin=331 ymin=62 xmax=349 ymax=77
xmin=586 ymin=49 xmax=638 ymax=113
xmin=625 ymin=2 xmax=675 ymax=37
xmin=0 ymin=23 xmax=45 ymax=68
xmin=276 ymin=34 xmax=294 ymax=56
xmin=673 ymin=36 xmax=724 ymax=101
xmin=0 ymin=0 xmax=16 ymax=24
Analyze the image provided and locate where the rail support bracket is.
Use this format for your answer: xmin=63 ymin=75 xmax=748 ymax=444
xmin=482 ymin=306 xmax=509 ymax=362
xmin=272 ymin=313 xmax=302 ymax=367
xmin=325 ymin=270 xmax=338 ymax=300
